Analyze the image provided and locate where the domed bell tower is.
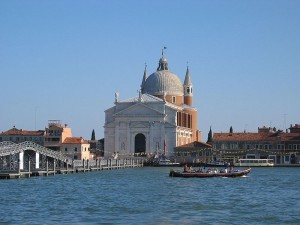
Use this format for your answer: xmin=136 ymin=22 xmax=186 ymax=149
xmin=183 ymin=65 xmax=193 ymax=106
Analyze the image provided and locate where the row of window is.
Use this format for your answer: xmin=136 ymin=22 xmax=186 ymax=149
xmin=0 ymin=137 xmax=43 ymax=142
xmin=177 ymin=132 xmax=192 ymax=137
xmin=47 ymin=130 xmax=62 ymax=136
xmin=217 ymin=143 xmax=300 ymax=150
xmin=64 ymin=147 xmax=89 ymax=152
xmin=45 ymin=138 xmax=60 ymax=142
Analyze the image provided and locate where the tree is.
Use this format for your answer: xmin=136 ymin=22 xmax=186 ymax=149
xmin=229 ymin=126 xmax=233 ymax=133
xmin=207 ymin=126 xmax=212 ymax=143
xmin=91 ymin=129 xmax=95 ymax=141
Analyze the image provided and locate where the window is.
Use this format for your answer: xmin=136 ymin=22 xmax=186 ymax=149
xmin=246 ymin=144 xmax=250 ymax=150
xmin=172 ymin=96 xmax=176 ymax=103
xmin=269 ymin=145 xmax=272 ymax=150
xmin=187 ymin=87 xmax=190 ymax=94
xmin=277 ymin=144 xmax=284 ymax=150
xmin=230 ymin=143 xmax=238 ymax=150
xmin=65 ymin=148 xmax=68 ymax=152
xmin=264 ymin=145 xmax=268 ymax=150
xmin=75 ymin=147 xmax=77 ymax=152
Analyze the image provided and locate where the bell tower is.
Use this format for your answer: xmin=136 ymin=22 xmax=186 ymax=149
xmin=183 ymin=65 xmax=193 ymax=106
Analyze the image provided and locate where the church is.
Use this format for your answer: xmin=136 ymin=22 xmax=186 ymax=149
xmin=104 ymin=52 xmax=201 ymax=158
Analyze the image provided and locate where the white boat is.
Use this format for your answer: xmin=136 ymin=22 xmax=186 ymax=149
xmin=235 ymin=158 xmax=274 ymax=167
xmin=157 ymin=159 xmax=180 ymax=167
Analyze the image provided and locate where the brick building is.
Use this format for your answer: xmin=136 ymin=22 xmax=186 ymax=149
xmin=212 ymin=124 xmax=300 ymax=165
xmin=0 ymin=126 xmax=44 ymax=145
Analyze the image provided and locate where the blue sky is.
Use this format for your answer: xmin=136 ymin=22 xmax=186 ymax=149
xmin=1 ymin=0 xmax=300 ymax=141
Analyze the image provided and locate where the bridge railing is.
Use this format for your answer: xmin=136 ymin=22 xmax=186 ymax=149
xmin=0 ymin=141 xmax=73 ymax=163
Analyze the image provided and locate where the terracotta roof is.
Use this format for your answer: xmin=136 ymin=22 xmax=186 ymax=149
xmin=290 ymin=124 xmax=300 ymax=129
xmin=0 ymin=128 xmax=44 ymax=136
xmin=175 ymin=141 xmax=212 ymax=150
xmin=213 ymin=132 xmax=300 ymax=142
xmin=63 ymin=137 xmax=89 ymax=144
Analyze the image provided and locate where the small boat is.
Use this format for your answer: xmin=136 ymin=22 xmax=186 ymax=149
xmin=169 ymin=168 xmax=251 ymax=178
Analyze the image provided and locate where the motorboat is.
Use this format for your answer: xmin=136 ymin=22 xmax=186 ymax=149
xmin=169 ymin=168 xmax=251 ymax=178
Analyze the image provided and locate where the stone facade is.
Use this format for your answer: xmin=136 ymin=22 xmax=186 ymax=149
xmin=104 ymin=54 xmax=202 ymax=158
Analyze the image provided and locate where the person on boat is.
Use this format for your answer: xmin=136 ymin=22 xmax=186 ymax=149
xmin=183 ymin=164 xmax=188 ymax=172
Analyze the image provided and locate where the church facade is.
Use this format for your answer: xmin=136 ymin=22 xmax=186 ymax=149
xmin=104 ymin=54 xmax=201 ymax=158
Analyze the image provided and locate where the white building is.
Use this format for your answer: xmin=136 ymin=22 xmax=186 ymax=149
xmin=104 ymin=53 xmax=201 ymax=158
xmin=61 ymin=137 xmax=90 ymax=160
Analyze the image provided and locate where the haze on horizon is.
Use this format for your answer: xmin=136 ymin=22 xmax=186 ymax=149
xmin=1 ymin=0 xmax=299 ymax=141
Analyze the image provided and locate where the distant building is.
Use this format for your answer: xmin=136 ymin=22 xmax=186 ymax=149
xmin=61 ymin=137 xmax=90 ymax=160
xmin=174 ymin=141 xmax=212 ymax=164
xmin=44 ymin=120 xmax=72 ymax=151
xmin=0 ymin=126 xmax=44 ymax=145
xmin=104 ymin=53 xmax=201 ymax=158
xmin=212 ymin=124 xmax=300 ymax=165
xmin=1 ymin=120 xmax=90 ymax=160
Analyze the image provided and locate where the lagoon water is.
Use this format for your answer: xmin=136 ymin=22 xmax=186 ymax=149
xmin=1 ymin=167 xmax=300 ymax=225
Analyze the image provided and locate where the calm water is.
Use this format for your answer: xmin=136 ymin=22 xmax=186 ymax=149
xmin=1 ymin=167 xmax=300 ymax=225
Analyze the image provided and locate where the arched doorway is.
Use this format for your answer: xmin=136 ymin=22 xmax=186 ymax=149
xmin=135 ymin=133 xmax=146 ymax=155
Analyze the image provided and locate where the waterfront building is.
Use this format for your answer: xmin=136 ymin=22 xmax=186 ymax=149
xmin=61 ymin=137 xmax=90 ymax=160
xmin=212 ymin=124 xmax=300 ymax=165
xmin=104 ymin=53 xmax=201 ymax=158
xmin=44 ymin=120 xmax=72 ymax=151
xmin=0 ymin=126 xmax=44 ymax=145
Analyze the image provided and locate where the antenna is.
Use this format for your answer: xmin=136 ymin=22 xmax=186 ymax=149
xmin=35 ymin=107 xmax=38 ymax=130
xmin=282 ymin=113 xmax=287 ymax=131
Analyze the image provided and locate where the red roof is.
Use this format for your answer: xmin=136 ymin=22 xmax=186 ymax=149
xmin=0 ymin=128 xmax=44 ymax=136
xmin=213 ymin=132 xmax=300 ymax=142
xmin=175 ymin=141 xmax=212 ymax=149
xmin=63 ymin=137 xmax=89 ymax=144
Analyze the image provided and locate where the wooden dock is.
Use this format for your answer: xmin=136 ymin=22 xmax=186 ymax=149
xmin=0 ymin=158 xmax=144 ymax=179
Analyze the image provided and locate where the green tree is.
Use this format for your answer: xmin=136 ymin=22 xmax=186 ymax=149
xmin=207 ymin=126 xmax=212 ymax=143
xmin=91 ymin=129 xmax=95 ymax=141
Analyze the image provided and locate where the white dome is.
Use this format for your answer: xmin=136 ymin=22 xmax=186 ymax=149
xmin=142 ymin=70 xmax=183 ymax=96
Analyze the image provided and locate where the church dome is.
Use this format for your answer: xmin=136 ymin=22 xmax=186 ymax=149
xmin=141 ymin=57 xmax=183 ymax=96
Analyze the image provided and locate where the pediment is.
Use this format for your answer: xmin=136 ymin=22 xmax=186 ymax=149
xmin=114 ymin=103 xmax=163 ymax=117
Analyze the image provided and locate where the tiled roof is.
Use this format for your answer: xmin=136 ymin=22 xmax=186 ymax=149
xmin=0 ymin=128 xmax=44 ymax=136
xmin=213 ymin=132 xmax=300 ymax=142
xmin=175 ymin=141 xmax=212 ymax=149
xmin=63 ymin=137 xmax=89 ymax=144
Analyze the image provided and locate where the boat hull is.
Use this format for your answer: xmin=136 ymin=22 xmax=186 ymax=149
xmin=169 ymin=168 xmax=251 ymax=178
